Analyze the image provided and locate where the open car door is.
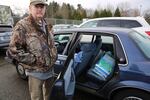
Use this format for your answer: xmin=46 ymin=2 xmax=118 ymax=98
xmin=53 ymin=32 xmax=76 ymax=75
xmin=49 ymin=58 xmax=75 ymax=100
xmin=49 ymin=33 xmax=81 ymax=100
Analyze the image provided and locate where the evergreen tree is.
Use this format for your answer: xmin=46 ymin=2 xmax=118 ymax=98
xmin=114 ymin=7 xmax=121 ymax=17
xmin=82 ymin=9 xmax=87 ymax=18
xmin=93 ymin=10 xmax=99 ymax=18
xmin=76 ymin=4 xmax=83 ymax=20
xmin=61 ymin=3 xmax=69 ymax=19
xmin=47 ymin=1 xmax=60 ymax=18
xmin=107 ymin=9 xmax=112 ymax=17
xmin=100 ymin=9 xmax=112 ymax=17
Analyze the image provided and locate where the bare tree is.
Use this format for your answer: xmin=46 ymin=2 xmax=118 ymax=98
xmin=144 ymin=9 xmax=150 ymax=24
xmin=85 ymin=8 xmax=94 ymax=18
xmin=118 ymin=2 xmax=131 ymax=16
xmin=132 ymin=8 xmax=140 ymax=16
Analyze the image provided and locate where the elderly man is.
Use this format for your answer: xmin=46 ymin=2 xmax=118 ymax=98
xmin=7 ymin=0 xmax=57 ymax=100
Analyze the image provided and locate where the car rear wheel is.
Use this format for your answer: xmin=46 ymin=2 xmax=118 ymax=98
xmin=112 ymin=89 xmax=150 ymax=100
xmin=16 ymin=63 xmax=28 ymax=80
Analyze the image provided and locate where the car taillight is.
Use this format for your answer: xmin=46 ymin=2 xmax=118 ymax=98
xmin=145 ymin=31 xmax=150 ymax=36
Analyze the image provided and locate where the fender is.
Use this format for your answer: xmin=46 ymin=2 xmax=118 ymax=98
xmin=106 ymin=80 xmax=150 ymax=99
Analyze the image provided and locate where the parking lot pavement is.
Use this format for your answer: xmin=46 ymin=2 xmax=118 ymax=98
xmin=0 ymin=49 xmax=30 ymax=100
xmin=0 ymin=49 xmax=104 ymax=100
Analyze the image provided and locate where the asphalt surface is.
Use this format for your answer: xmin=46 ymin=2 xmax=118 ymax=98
xmin=0 ymin=49 xmax=30 ymax=100
xmin=0 ymin=49 xmax=104 ymax=100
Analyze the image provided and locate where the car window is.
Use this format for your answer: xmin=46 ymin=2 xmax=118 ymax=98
xmin=80 ymin=19 xmax=144 ymax=28
xmin=98 ymin=20 xmax=120 ymax=27
xmin=129 ymin=31 xmax=150 ymax=59
xmin=80 ymin=34 xmax=93 ymax=43
xmin=101 ymin=36 xmax=113 ymax=44
xmin=101 ymin=35 xmax=114 ymax=54
xmin=121 ymin=20 xmax=142 ymax=28
xmin=80 ymin=20 xmax=98 ymax=28
xmin=98 ymin=35 xmax=127 ymax=65
xmin=54 ymin=34 xmax=72 ymax=54
xmin=79 ymin=33 xmax=115 ymax=55
xmin=73 ymin=33 xmax=115 ymax=78
xmin=54 ymin=34 xmax=70 ymax=42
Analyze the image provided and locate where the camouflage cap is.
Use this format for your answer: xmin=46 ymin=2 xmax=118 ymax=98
xmin=30 ymin=0 xmax=47 ymax=5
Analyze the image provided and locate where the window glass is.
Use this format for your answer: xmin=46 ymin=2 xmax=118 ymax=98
xmin=101 ymin=35 xmax=114 ymax=54
xmin=99 ymin=20 xmax=120 ymax=27
xmin=101 ymin=36 xmax=113 ymax=44
xmin=54 ymin=34 xmax=72 ymax=54
xmin=80 ymin=20 xmax=98 ymax=28
xmin=80 ymin=34 xmax=93 ymax=43
xmin=121 ymin=20 xmax=142 ymax=28
xmin=80 ymin=19 xmax=143 ymax=28
xmin=54 ymin=34 xmax=70 ymax=42
xmin=129 ymin=31 xmax=150 ymax=58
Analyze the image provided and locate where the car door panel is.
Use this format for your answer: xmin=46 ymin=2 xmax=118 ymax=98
xmin=49 ymin=33 xmax=79 ymax=100
xmin=54 ymin=54 xmax=68 ymax=74
xmin=49 ymin=59 xmax=75 ymax=100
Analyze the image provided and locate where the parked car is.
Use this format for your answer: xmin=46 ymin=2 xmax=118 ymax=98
xmin=133 ymin=27 xmax=150 ymax=37
xmin=9 ymin=27 xmax=150 ymax=100
xmin=0 ymin=5 xmax=13 ymax=49
xmin=53 ymin=24 xmax=77 ymax=32
xmin=0 ymin=25 xmax=12 ymax=48
xmin=79 ymin=17 xmax=150 ymax=36
xmin=49 ymin=27 xmax=150 ymax=100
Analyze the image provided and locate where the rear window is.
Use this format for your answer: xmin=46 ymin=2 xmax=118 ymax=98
xmin=98 ymin=20 xmax=120 ymax=27
xmin=98 ymin=20 xmax=142 ymax=28
xmin=129 ymin=31 xmax=150 ymax=58
xmin=121 ymin=20 xmax=142 ymax=28
xmin=80 ymin=19 xmax=143 ymax=28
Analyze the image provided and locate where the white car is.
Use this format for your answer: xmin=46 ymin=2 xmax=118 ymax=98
xmin=53 ymin=24 xmax=77 ymax=32
xmin=132 ymin=27 xmax=150 ymax=37
xmin=79 ymin=17 xmax=150 ymax=36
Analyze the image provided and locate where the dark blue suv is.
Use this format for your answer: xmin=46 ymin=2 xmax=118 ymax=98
xmin=49 ymin=27 xmax=150 ymax=100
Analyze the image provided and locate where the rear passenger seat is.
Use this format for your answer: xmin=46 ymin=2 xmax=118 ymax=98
xmin=87 ymin=51 xmax=115 ymax=83
xmin=74 ymin=43 xmax=96 ymax=77
xmin=73 ymin=36 xmax=103 ymax=77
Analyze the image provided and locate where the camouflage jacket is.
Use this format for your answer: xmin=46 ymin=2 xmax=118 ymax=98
xmin=7 ymin=15 xmax=57 ymax=72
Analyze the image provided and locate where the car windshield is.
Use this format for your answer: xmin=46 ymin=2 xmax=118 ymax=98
xmin=0 ymin=5 xmax=13 ymax=25
xmin=129 ymin=31 xmax=150 ymax=59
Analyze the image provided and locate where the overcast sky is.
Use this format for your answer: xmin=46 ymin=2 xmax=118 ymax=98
xmin=0 ymin=0 xmax=149 ymax=15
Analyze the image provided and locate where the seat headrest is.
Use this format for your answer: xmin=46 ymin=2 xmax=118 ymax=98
xmin=94 ymin=36 xmax=102 ymax=46
xmin=81 ymin=43 xmax=96 ymax=52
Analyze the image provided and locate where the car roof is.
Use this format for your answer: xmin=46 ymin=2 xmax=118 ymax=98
xmin=53 ymin=24 xmax=72 ymax=26
xmin=54 ymin=27 xmax=133 ymax=36
xmin=79 ymin=17 xmax=150 ymax=27
xmin=83 ymin=16 xmax=144 ymax=20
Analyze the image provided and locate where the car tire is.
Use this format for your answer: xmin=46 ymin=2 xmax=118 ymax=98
xmin=16 ymin=63 xmax=28 ymax=80
xmin=112 ymin=89 xmax=150 ymax=100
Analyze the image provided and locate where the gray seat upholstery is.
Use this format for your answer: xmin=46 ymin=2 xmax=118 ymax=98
xmin=74 ymin=43 xmax=96 ymax=77
xmin=74 ymin=36 xmax=102 ymax=77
